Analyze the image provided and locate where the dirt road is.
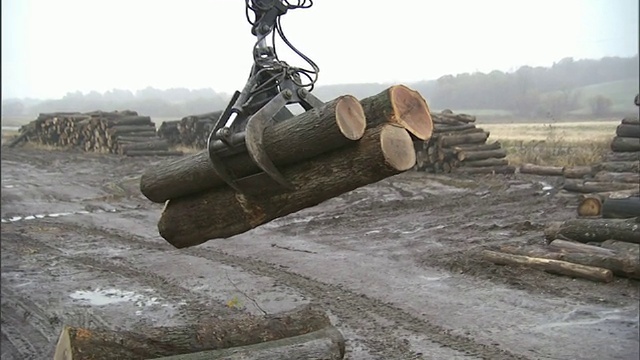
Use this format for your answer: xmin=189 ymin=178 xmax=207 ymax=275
xmin=1 ymin=147 xmax=638 ymax=360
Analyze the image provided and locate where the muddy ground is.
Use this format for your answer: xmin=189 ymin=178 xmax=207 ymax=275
xmin=1 ymin=146 xmax=638 ymax=360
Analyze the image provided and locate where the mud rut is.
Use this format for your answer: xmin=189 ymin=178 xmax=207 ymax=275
xmin=1 ymin=147 xmax=638 ymax=360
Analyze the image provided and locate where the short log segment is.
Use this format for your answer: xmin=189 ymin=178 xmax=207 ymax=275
xmin=481 ymin=250 xmax=613 ymax=283
xmin=544 ymin=217 xmax=640 ymax=244
xmin=593 ymin=161 xmax=639 ymax=174
xmin=153 ymin=326 xmax=346 ymax=360
xmin=53 ymin=304 xmax=332 ymax=360
xmin=140 ymin=95 xmax=367 ymax=203
xmin=158 ymin=124 xmax=416 ymax=248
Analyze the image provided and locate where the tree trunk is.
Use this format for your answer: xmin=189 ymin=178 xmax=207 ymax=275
xmin=593 ymin=161 xmax=639 ymax=173
xmin=562 ymin=179 xmax=638 ymax=193
xmin=544 ymin=217 xmax=640 ymax=244
xmin=519 ymin=163 xmax=564 ymax=176
xmin=603 ymin=151 xmax=639 ymax=162
xmin=563 ymin=166 xmax=594 ymax=179
xmin=481 ymin=250 xmax=613 ymax=283
xmin=610 ymin=136 xmax=640 ymax=152
xmin=438 ymin=131 xmax=489 ymax=148
xmin=460 ymin=157 xmax=509 ymax=168
xmin=53 ymin=304 xmax=331 ymax=360
xmin=456 ymin=148 xmax=507 ymax=162
xmin=593 ymin=171 xmax=639 ymax=184
xmin=152 ymin=326 xmax=345 ymax=360
xmin=616 ymin=124 xmax=640 ymax=138
xmin=139 ymin=95 xmax=368 ymax=203
xmin=455 ymin=165 xmax=516 ymax=175
xmin=602 ymin=196 xmax=640 ymax=219
xmin=158 ymin=124 xmax=416 ymax=248
xmin=577 ymin=195 xmax=602 ymax=217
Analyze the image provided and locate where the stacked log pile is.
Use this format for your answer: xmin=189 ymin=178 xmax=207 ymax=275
xmin=7 ymin=111 xmax=181 ymax=157
xmin=140 ymin=85 xmax=433 ymax=249
xmin=157 ymin=111 xmax=223 ymax=148
xmin=414 ymin=110 xmax=514 ymax=175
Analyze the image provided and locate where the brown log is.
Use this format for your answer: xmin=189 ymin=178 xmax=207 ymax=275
xmin=562 ymin=179 xmax=638 ymax=193
xmin=452 ymin=141 xmax=501 ymax=152
xmin=460 ymin=157 xmax=509 ymax=168
xmin=139 ymin=95 xmax=367 ymax=203
xmin=603 ymin=151 xmax=639 ymax=162
xmin=432 ymin=123 xmax=476 ymax=133
xmin=602 ymin=196 xmax=640 ymax=219
xmin=481 ymin=250 xmax=613 ymax=283
xmin=456 ymin=148 xmax=507 ymax=162
xmin=52 ymin=304 xmax=331 ymax=360
xmin=438 ymin=131 xmax=489 ymax=148
xmin=593 ymin=161 xmax=639 ymax=174
xmin=621 ymin=117 xmax=640 ymax=125
xmin=152 ymin=326 xmax=345 ymax=360
xmin=563 ymin=166 xmax=594 ymax=179
xmin=577 ymin=195 xmax=602 ymax=217
xmin=158 ymin=124 xmax=416 ymax=248
xmin=616 ymin=124 xmax=640 ymax=138
xmin=124 ymin=150 xmax=184 ymax=157
xmin=455 ymin=165 xmax=516 ymax=175
xmin=593 ymin=171 xmax=639 ymax=184
xmin=519 ymin=163 xmax=564 ymax=176
xmin=544 ymin=217 xmax=640 ymax=244
xmin=360 ymin=85 xmax=433 ymax=140
xmin=610 ymin=136 xmax=640 ymax=152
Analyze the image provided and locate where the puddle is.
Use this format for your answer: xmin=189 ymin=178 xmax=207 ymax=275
xmin=70 ymin=288 xmax=165 ymax=307
xmin=1 ymin=209 xmax=117 ymax=223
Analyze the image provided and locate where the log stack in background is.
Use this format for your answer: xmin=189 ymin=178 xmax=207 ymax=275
xmin=8 ymin=110 xmax=181 ymax=157
xmin=157 ymin=111 xmax=223 ymax=149
xmin=414 ymin=110 xmax=514 ymax=175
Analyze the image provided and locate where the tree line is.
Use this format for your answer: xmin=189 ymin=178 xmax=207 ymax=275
xmin=2 ymin=55 xmax=638 ymax=120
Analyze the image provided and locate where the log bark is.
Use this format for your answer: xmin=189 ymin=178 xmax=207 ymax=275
xmin=577 ymin=195 xmax=602 ymax=217
xmin=600 ymin=240 xmax=640 ymax=257
xmin=621 ymin=117 xmax=640 ymax=125
xmin=140 ymin=95 xmax=368 ymax=203
xmin=563 ymin=166 xmax=594 ymax=179
xmin=452 ymin=141 xmax=501 ymax=152
xmin=602 ymin=196 xmax=640 ymax=219
xmin=616 ymin=124 xmax=640 ymax=138
xmin=456 ymin=165 xmax=516 ymax=175
xmin=456 ymin=148 xmax=507 ymax=162
xmin=593 ymin=161 xmax=639 ymax=174
xmin=593 ymin=171 xmax=639 ymax=184
xmin=124 ymin=150 xmax=184 ymax=157
xmin=592 ymin=189 xmax=640 ymax=200
xmin=519 ymin=163 xmax=564 ymax=176
xmin=158 ymin=124 xmax=416 ymax=248
xmin=432 ymin=123 xmax=475 ymax=133
xmin=548 ymin=239 xmax=616 ymax=256
xmin=360 ymin=85 xmax=433 ymax=140
xmin=438 ymin=131 xmax=489 ymax=148
xmin=562 ymin=179 xmax=638 ymax=193
xmin=603 ymin=151 xmax=639 ymax=162
xmin=53 ymin=304 xmax=332 ymax=360
xmin=107 ymin=125 xmax=157 ymax=135
xmin=610 ymin=136 xmax=640 ymax=152
xmin=152 ymin=326 xmax=345 ymax=360
xmin=460 ymin=157 xmax=509 ymax=168
xmin=119 ymin=139 xmax=169 ymax=152
xmin=544 ymin=217 xmax=640 ymax=244
xmin=481 ymin=250 xmax=613 ymax=283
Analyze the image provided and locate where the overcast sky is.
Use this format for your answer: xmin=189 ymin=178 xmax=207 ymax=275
xmin=1 ymin=0 xmax=638 ymax=100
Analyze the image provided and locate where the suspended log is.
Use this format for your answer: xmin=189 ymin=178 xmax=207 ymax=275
xmin=152 ymin=326 xmax=345 ymax=360
xmin=140 ymin=95 xmax=368 ymax=203
xmin=593 ymin=171 xmax=639 ymax=184
xmin=119 ymin=139 xmax=169 ymax=152
xmin=592 ymin=189 xmax=640 ymax=200
xmin=562 ymin=179 xmax=638 ymax=193
xmin=603 ymin=151 xmax=639 ymax=162
xmin=460 ymin=157 xmax=509 ymax=168
xmin=481 ymin=250 xmax=613 ymax=283
xmin=577 ymin=195 xmax=602 ymax=217
xmin=52 ymin=304 xmax=331 ymax=360
xmin=544 ymin=217 xmax=640 ymax=244
xmin=107 ymin=125 xmax=157 ymax=135
xmin=610 ymin=136 xmax=640 ymax=152
xmin=519 ymin=163 xmax=564 ymax=176
xmin=158 ymin=124 xmax=417 ymax=248
xmin=602 ymin=196 xmax=640 ymax=219
xmin=563 ymin=166 xmax=594 ymax=179
xmin=124 ymin=150 xmax=184 ymax=157
xmin=456 ymin=148 xmax=507 ymax=162
xmin=455 ymin=165 xmax=516 ymax=175
xmin=616 ymin=124 xmax=640 ymax=138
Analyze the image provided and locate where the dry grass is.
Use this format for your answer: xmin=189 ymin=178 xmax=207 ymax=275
xmin=482 ymin=121 xmax=615 ymax=167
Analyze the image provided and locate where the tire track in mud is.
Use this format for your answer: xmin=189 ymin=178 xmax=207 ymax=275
xmin=48 ymin=222 xmax=531 ymax=359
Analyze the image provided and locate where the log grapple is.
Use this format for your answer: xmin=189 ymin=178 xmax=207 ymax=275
xmin=206 ymin=0 xmax=323 ymax=197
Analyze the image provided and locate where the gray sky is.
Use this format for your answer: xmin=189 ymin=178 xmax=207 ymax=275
xmin=2 ymin=0 xmax=638 ymax=100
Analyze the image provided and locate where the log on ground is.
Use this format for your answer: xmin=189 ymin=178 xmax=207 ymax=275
xmin=481 ymin=250 xmax=613 ymax=283
xmin=119 ymin=139 xmax=169 ymax=152
xmin=562 ymin=179 xmax=638 ymax=193
xmin=519 ymin=163 xmax=564 ymax=176
xmin=158 ymin=124 xmax=416 ymax=248
xmin=602 ymin=196 xmax=640 ymax=219
xmin=593 ymin=171 xmax=639 ymax=184
xmin=616 ymin=124 xmax=640 ymax=138
xmin=610 ymin=136 xmax=640 ymax=152
xmin=53 ymin=304 xmax=331 ymax=360
xmin=593 ymin=161 xmax=639 ymax=174
xmin=563 ymin=166 xmax=594 ymax=179
xmin=548 ymin=239 xmax=616 ymax=256
xmin=140 ymin=95 xmax=368 ymax=203
xmin=544 ymin=217 xmax=640 ymax=244
xmin=152 ymin=326 xmax=345 ymax=360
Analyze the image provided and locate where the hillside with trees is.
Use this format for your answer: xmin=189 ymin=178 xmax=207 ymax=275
xmin=2 ymin=55 xmax=638 ymax=123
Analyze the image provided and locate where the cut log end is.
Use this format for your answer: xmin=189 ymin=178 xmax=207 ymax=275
xmin=389 ymin=85 xmax=433 ymax=141
xmin=335 ymin=95 xmax=367 ymax=140
xmin=578 ymin=196 xmax=603 ymax=217
xmin=380 ymin=125 xmax=417 ymax=171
